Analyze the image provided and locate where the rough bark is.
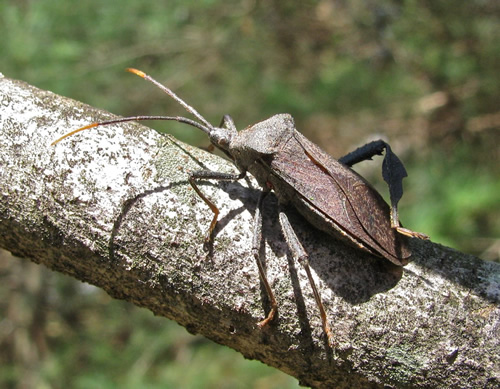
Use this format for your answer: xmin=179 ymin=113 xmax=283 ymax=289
xmin=0 ymin=74 xmax=498 ymax=388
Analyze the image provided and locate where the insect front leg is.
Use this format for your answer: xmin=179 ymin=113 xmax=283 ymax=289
xmin=278 ymin=211 xmax=335 ymax=347
xmin=252 ymin=190 xmax=278 ymax=328
xmin=188 ymin=170 xmax=246 ymax=245
xmin=339 ymin=140 xmax=428 ymax=240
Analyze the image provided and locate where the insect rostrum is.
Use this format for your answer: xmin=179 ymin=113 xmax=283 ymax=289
xmin=52 ymin=68 xmax=428 ymax=348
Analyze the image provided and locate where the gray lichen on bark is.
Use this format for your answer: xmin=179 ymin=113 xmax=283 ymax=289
xmin=0 ymin=75 xmax=498 ymax=388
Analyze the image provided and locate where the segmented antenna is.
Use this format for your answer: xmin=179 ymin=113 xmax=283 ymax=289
xmin=126 ymin=68 xmax=214 ymax=130
xmin=51 ymin=68 xmax=215 ymax=146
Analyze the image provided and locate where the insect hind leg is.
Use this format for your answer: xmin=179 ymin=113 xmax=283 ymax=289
xmin=252 ymin=190 xmax=278 ymax=328
xmin=340 ymin=141 xmax=429 ymax=240
xmin=278 ymin=211 xmax=335 ymax=348
xmin=338 ymin=139 xmax=388 ymax=167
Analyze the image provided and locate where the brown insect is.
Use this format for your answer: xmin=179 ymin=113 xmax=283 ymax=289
xmin=53 ymin=69 xmax=428 ymax=346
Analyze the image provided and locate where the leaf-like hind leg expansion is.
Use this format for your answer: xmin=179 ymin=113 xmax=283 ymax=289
xmin=338 ymin=140 xmax=406 ymax=225
xmin=339 ymin=140 xmax=428 ymax=240
xmin=189 ymin=170 xmax=246 ymax=245
xmin=279 ymin=211 xmax=335 ymax=348
xmin=252 ymin=190 xmax=278 ymax=328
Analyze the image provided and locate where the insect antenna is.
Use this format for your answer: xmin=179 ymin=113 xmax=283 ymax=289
xmin=51 ymin=68 xmax=214 ymax=146
xmin=126 ymin=68 xmax=214 ymax=130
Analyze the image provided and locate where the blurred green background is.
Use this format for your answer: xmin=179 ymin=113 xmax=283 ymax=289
xmin=1 ymin=0 xmax=498 ymax=387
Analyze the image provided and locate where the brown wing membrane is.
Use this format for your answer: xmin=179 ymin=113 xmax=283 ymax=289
xmin=268 ymin=131 xmax=410 ymax=264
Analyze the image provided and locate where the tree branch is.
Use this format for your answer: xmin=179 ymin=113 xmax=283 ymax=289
xmin=1 ymin=74 xmax=498 ymax=388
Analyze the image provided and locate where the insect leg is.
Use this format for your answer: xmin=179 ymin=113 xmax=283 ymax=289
xmin=188 ymin=170 xmax=246 ymax=244
xmin=340 ymin=141 xmax=407 ymax=228
xmin=278 ymin=211 xmax=335 ymax=347
xmin=252 ymin=190 xmax=278 ymax=328
xmin=340 ymin=141 xmax=428 ymax=240
xmin=338 ymin=139 xmax=388 ymax=167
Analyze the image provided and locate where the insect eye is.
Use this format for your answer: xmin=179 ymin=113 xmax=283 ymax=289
xmin=218 ymin=137 xmax=229 ymax=146
xmin=213 ymin=130 xmax=232 ymax=148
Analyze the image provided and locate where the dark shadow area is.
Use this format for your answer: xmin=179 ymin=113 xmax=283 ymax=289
xmin=280 ymin=204 xmax=500 ymax=307
xmin=109 ymin=183 xmax=180 ymax=261
xmin=167 ymin=137 xmax=215 ymax=171
xmin=274 ymin=206 xmax=403 ymax=306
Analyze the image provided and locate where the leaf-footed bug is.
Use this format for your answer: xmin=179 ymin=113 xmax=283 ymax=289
xmin=52 ymin=68 xmax=429 ymax=347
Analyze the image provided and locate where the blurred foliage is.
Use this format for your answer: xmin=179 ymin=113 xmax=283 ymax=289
xmin=1 ymin=0 xmax=498 ymax=387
